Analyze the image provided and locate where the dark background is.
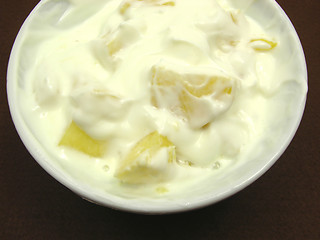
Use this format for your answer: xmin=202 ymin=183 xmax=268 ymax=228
xmin=1 ymin=1 xmax=319 ymax=239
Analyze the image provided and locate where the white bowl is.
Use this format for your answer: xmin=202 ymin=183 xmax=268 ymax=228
xmin=7 ymin=0 xmax=307 ymax=214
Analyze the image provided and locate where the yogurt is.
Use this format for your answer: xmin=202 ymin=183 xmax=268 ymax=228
xmin=12 ymin=0 xmax=307 ymax=197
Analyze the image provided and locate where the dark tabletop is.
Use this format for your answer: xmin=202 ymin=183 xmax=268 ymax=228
xmin=1 ymin=1 xmax=319 ymax=239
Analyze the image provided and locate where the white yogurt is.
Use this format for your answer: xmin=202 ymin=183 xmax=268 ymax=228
xmin=12 ymin=0 xmax=307 ymax=198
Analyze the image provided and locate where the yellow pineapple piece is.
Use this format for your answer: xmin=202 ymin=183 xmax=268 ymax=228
xmin=152 ymin=66 xmax=233 ymax=98
xmin=230 ymin=12 xmax=238 ymax=24
xmin=115 ymin=131 xmax=176 ymax=184
xmin=59 ymin=121 xmax=106 ymax=157
xmin=183 ymin=75 xmax=233 ymax=98
xmin=250 ymin=38 xmax=277 ymax=51
xmin=119 ymin=2 xmax=131 ymax=14
xmin=151 ymin=65 xmax=234 ymax=128
xmin=160 ymin=1 xmax=175 ymax=6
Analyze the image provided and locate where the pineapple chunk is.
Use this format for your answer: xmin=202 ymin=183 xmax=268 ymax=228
xmin=160 ymin=1 xmax=175 ymax=6
xmin=119 ymin=2 xmax=131 ymax=14
xmin=115 ymin=131 xmax=176 ymax=184
xmin=230 ymin=12 xmax=238 ymax=24
xmin=250 ymin=38 xmax=277 ymax=51
xmin=59 ymin=121 xmax=106 ymax=157
xmin=151 ymin=65 xmax=235 ymax=128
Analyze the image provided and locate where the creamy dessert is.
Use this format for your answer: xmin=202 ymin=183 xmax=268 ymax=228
xmin=13 ymin=0 xmax=307 ymax=197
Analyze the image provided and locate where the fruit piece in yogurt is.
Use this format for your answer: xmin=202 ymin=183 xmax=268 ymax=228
xmin=59 ymin=121 xmax=106 ymax=157
xmin=119 ymin=2 xmax=131 ymax=14
xmin=250 ymin=39 xmax=277 ymax=51
xmin=115 ymin=131 xmax=176 ymax=184
xmin=151 ymin=65 xmax=235 ymax=128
